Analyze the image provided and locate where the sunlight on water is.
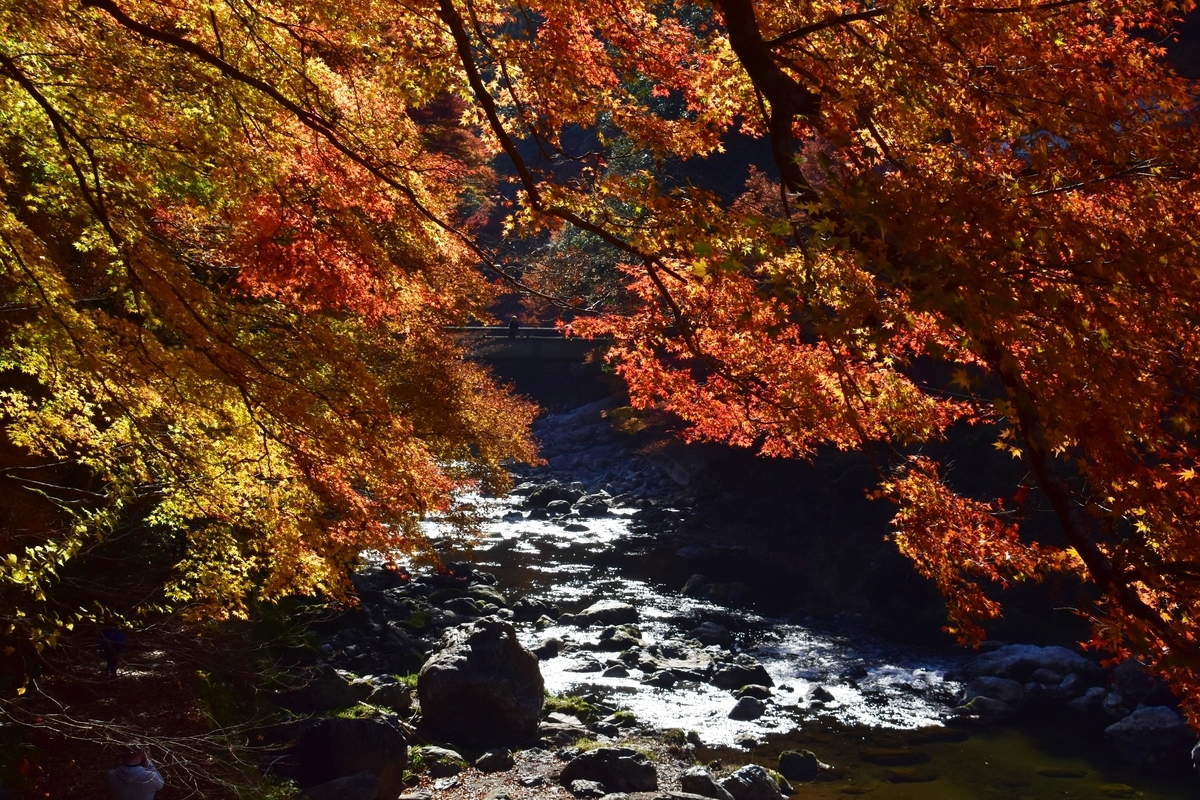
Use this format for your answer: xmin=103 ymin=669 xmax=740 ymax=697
xmin=417 ymin=492 xmax=963 ymax=746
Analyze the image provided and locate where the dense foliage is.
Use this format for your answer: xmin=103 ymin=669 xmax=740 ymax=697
xmin=0 ymin=0 xmax=538 ymax=676
xmin=4 ymin=0 xmax=1200 ymax=720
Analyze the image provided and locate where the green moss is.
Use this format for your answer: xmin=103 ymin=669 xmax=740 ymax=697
xmin=330 ymin=702 xmax=381 ymax=719
xmin=544 ymin=691 xmax=595 ymax=718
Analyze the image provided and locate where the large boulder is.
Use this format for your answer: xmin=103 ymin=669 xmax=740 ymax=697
xmin=679 ymin=766 xmax=735 ymax=800
xmin=293 ymin=717 xmax=407 ymax=800
xmin=525 ymin=482 xmax=584 ymax=509
xmin=719 ymin=765 xmax=786 ymax=800
xmin=558 ymin=748 xmax=658 ymax=792
xmin=274 ymin=666 xmax=373 ymax=714
xmin=712 ymin=662 xmax=774 ymax=690
xmin=777 ymin=750 xmax=820 ymax=782
xmin=418 ymin=618 xmax=544 ymax=748
xmin=971 ymin=645 xmax=1098 ymax=681
xmin=963 ymin=676 xmax=1025 ymax=706
xmin=299 ymin=771 xmax=379 ymax=800
xmin=1104 ymin=706 xmax=1193 ymax=766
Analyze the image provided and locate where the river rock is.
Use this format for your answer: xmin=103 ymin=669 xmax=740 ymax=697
xmin=712 ymin=662 xmax=774 ymax=689
xmin=513 ymin=596 xmax=559 ymax=622
xmin=367 ymin=681 xmax=411 ymax=713
xmin=352 ymin=565 xmax=409 ymax=593
xmin=964 ymin=676 xmax=1025 ymax=706
xmin=689 ymin=622 xmax=732 ymax=647
xmin=475 ymin=748 xmax=516 ymax=773
xmin=547 ymin=499 xmax=573 ymax=515
xmin=418 ymin=618 xmax=544 ymax=748
xmin=293 ymin=717 xmax=407 ymax=799
xmin=679 ymin=766 xmax=736 ymax=800
xmin=1068 ymin=686 xmax=1107 ymax=712
xmin=642 ymin=670 xmax=677 ymax=688
xmin=728 ymin=696 xmax=766 ymax=720
xmin=971 ymin=644 xmax=1097 ymax=681
xmin=778 ymin=750 xmax=819 ymax=782
xmin=570 ymin=779 xmax=607 ymax=798
xmin=1104 ymin=706 xmax=1192 ymax=765
xmin=300 ymin=771 xmax=379 ymax=800
xmin=411 ymin=746 xmax=466 ymax=778
xmin=1112 ymin=658 xmax=1176 ymax=707
xmin=597 ymin=625 xmax=642 ymax=651
xmin=576 ymin=600 xmax=639 ymax=626
xmin=525 ymin=482 xmax=584 ymax=508
xmin=719 ymin=764 xmax=786 ymax=800
xmin=275 ymin=665 xmax=373 ymax=714
xmin=735 ymin=685 xmax=772 ymax=700
xmin=468 ymin=585 xmax=508 ymax=607
xmin=558 ymin=747 xmax=658 ymax=792
xmin=682 ymin=574 xmax=711 ymax=597
xmin=956 ymin=695 xmax=1015 ymax=717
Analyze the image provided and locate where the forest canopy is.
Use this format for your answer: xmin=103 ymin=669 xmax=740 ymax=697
xmin=5 ymin=0 xmax=1200 ymax=717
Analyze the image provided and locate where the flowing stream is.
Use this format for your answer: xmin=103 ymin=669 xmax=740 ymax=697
xmin=410 ymin=399 xmax=1196 ymax=798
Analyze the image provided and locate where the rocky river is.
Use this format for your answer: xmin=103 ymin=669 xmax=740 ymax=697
xmin=286 ymin=396 xmax=1200 ymax=800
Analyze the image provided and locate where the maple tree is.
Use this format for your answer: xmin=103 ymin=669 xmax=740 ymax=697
xmin=438 ymin=0 xmax=1200 ymax=715
xmin=0 ymin=0 xmax=539 ymax=675
xmin=4 ymin=0 xmax=1200 ymax=724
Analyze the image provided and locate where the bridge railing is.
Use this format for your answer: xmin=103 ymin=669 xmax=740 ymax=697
xmin=444 ymin=325 xmax=567 ymax=339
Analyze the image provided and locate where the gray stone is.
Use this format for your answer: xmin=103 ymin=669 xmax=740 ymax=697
xmin=485 ymin=790 xmax=513 ymax=800
xmin=299 ymin=771 xmax=379 ymax=800
xmin=418 ymin=618 xmax=544 ymax=748
xmin=558 ymin=747 xmax=658 ymax=792
xmin=571 ymin=779 xmax=608 ymax=798
xmin=956 ymin=696 xmax=1014 ymax=717
xmin=525 ymin=482 xmax=584 ymax=508
xmin=971 ymin=644 xmax=1097 ymax=681
xmin=1068 ymin=685 xmax=1107 ymax=712
xmin=728 ymin=696 xmax=766 ymax=720
xmin=597 ymin=626 xmax=642 ymax=651
xmin=642 ymin=670 xmax=677 ymax=688
xmin=293 ymin=716 xmax=407 ymax=800
xmin=679 ymin=766 xmax=735 ymax=800
xmin=576 ymin=600 xmax=639 ymax=626
xmin=410 ymin=745 xmax=465 ymax=778
xmin=367 ymin=682 xmax=411 ymax=713
xmin=1113 ymin=658 xmax=1175 ymax=707
xmin=964 ymin=676 xmax=1024 ymax=705
xmin=735 ymin=685 xmax=772 ymax=700
xmin=712 ymin=663 xmax=773 ymax=690
xmin=513 ymin=596 xmax=559 ymax=622
xmin=1104 ymin=706 xmax=1192 ymax=765
xmin=719 ymin=765 xmax=785 ymax=800
xmin=681 ymin=575 xmax=711 ymax=597
xmin=475 ymin=748 xmax=516 ymax=773
xmin=777 ymin=750 xmax=819 ymax=782
xmin=532 ymin=638 xmax=562 ymax=660
xmin=689 ymin=622 xmax=732 ymax=647
xmin=433 ymin=776 xmax=460 ymax=790
xmin=276 ymin=666 xmax=373 ymax=714
xmin=468 ymin=585 xmax=508 ymax=607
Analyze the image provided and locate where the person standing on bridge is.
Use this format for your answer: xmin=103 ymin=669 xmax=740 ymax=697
xmin=508 ymin=316 xmax=519 ymax=339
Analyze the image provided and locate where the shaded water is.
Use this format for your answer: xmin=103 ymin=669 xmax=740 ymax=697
xmin=418 ymin=492 xmax=1197 ymax=798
